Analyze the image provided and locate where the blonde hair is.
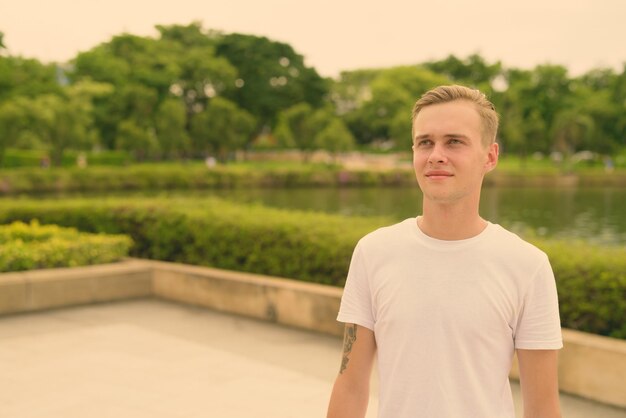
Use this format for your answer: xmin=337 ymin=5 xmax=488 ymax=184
xmin=412 ymin=85 xmax=499 ymax=145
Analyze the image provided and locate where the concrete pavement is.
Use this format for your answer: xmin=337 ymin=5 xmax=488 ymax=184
xmin=0 ymin=299 xmax=624 ymax=418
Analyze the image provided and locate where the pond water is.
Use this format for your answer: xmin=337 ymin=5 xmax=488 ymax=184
xmin=205 ymin=186 xmax=626 ymax=246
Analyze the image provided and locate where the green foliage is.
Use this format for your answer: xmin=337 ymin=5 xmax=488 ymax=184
xmin=115 ymin=119 xmax=159 ymax=161
xmin=1 ymin=21 xmax=624 ymax=163
xmin=273 ymin=104 xmax=355 ymax=158
xmin=314 ymin=118 xmax=356 ymax=158
xmin=0 ymin=220 xmax=132 ymax=272
xmin=215 ymin=32 xmax=329 ymax=128
xmin=0 ymin=80 xmax=108 ymax=167
xmin=190 ymin=97 xmax=256 ymax=159
xmin=0 ymin=56 xmax=61 ymax=101
xmin=423 ymin=53 xmax=503 ymax=92
xmin=334 ymin=56 xmax=626 ymax=159
xmin=336 ymin=66 xmax=450 ymax=145
xmin=535 ymin=239 xmax=626 ymax=339
xmin=155 ymin=99 xmax=191 ymax=158
xmin=0 ymin=198 xmax=624 ymax=339
xmin=0 ymin=148 xmax=129 ymax=168
xmin=0 ymin=198 xmax=380 ymax=284
xmin=115 ymin=83 xmax=159 ymax=124
xmin=0 ymin=163 xmax=419 ymax=194
xmin=0 ymin=97 xmax=31 ymax=166
xmin=70 ymin=26 xmax=239 ymax=152
xmin=274 ymin=103 xmax=316 ymax=152
xmin=551 ymin=109 xmax=595 ymax=156
xmin=27 ymin=94 xmax=97 ymax=165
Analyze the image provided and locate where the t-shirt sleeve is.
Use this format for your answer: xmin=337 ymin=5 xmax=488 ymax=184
xmin=514 ymin=256 xmax=563 ymax=349
xmin=337 ymin=242 xmax=376 ymax=331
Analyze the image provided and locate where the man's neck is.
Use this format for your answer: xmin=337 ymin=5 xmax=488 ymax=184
xmin=418 ymin=200 xmax=487 ymax=241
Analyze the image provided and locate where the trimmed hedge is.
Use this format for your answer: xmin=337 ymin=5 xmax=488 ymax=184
xmin=1 ymin=149 xmax=130 ymax=168
xmin=0 ymin=197 xmax=624 ymax=339
xmin=539 ymin=240 xmax=626 ymax=340
xmin=0 ymin=197 xmax=382 ymax=285
xmin=0 ymin=164 xmax=416 ymax=195
xmin=2 ymin=164 xmax=626 ymax=195
xmin=0 ymin=220 xmax=132 ymax=272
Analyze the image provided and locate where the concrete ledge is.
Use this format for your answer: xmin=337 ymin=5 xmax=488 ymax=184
xmin=1 ymin=259 xmax=624 ymax=409
xmin=151 ymin=260 xmax=344 ymax=336
xmin=0 ymin=260 xmax=152 ymax=315
xmin=558 ymin=328 xmax=626 ymax=407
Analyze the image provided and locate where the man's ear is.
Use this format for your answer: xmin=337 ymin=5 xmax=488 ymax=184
xmin=484 ymin=142 xmax=499 ymax=173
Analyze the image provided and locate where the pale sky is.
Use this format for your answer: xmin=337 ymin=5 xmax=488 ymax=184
xmin=1 ymin=0 xmax=624 ymax=78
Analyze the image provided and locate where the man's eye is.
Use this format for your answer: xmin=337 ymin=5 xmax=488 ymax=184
xmin=417 ymin=140 xmax=432 ymax=146
xmin=448 ymin=138 xmax=463 ymax=145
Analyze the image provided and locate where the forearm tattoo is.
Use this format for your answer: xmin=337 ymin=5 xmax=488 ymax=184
xmin=340 ymin=324 xmax=357 ymax=374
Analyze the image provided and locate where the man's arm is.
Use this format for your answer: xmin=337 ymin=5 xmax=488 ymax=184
xmin=517 ymin=349 xmax=562 ymax=418
xmin=327 ymin=324 xmax=376 ymax=418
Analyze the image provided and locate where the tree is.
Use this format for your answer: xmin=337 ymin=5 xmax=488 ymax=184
xmin=116 ymin=119 xmax=159 ymax=161
xmin=0 ymin=56 xmax=61 ymax=101
xmin=614 ymin=64 xmax=626 ymax=150
xmin=498 ymin=65 xmax=572 ymax=156
xmin=338 ymin=66 xmax=449 ymax=145
xmin=551 ymin=109 xmax=595 ymax=157
xmin=389 ymin=110 xmax=413 ymax=149
xmin=274 ymin=103 xmax=317 ymax=157
xmin=155 ymin=99 xmax=191 ymax=159
xmin=0 ymin=97 xmax=30 ymax=166
xmin=70 ymin=27 xmax=239 ymax=152
xmin=174 ymin=46 xmax=237 ymax=119
xmin=0 ymin=80 xmax=109 ymax=166
xmin=189 ymin=97 xmax=255 ymax=160
xmin=314 ymin=118 xmax=356 ymax=162
xmin=26 ymin=94 xmax=97 ymax=166
xmin=424 ymin=54 xmax=503 ymax=92
xmin=98 ymin=83 xmax=158 ymax=150
xmin=569 ymin=69 xmax=623 ymax=153
xmin=156 ymin=21 xmax=215 ymax=49
xmin=330 ymin=69 xmax=383 ymax=115
xmin=215 ymin=33 xmax=328 ymax=129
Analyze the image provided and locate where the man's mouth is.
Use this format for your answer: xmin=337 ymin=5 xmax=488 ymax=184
xmin=425 ymin=171 xmax=453 ymax=179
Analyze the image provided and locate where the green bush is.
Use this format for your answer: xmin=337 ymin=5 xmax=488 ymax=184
xmin=0 ymin=164 xmax=417 ymax=194
xmin=536 ymin=240 xmax=626 ymax=339
xmin=2 ymin=162 xmax=626 ymax=196
xmin=0 ymin=197 xmax=624 ymax=339
xmin=0 ymin=197 xmax=382 ymax=283
xmin=1 ymin=148 xmax=130 ymax=168
xmin=0 ymin=220 xmax=133 ymax=272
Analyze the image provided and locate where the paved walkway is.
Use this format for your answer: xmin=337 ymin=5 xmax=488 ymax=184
xmin=0 ymin=300 xmax=624 ymax=418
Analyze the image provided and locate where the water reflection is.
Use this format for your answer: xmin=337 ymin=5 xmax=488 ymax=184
xmin=208 ymin=186 xmax=626 ymax=245
xmin=5 ymin=186 xmax=624 ymax=245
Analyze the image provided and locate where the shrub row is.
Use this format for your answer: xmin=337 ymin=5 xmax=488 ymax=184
xmin=1 ymin=148 xmax=130 ymax=168
xmin=539 ymin=240 xmax=626 ymax=340
xmin=2 ymin=164 xmax=626 ymax=196
xmin=0 ymin=220 xmax=132 ymax=272
xmin=0 ymin=197 xmax=381 ymax=284
xmin=0 ymin=197 xmax=624 ymax=339
xmin=0 ymin=164 xmax=417 ymax=195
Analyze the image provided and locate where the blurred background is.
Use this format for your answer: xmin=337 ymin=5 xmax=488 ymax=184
xmin=1 ymin=2 xmax=625 ymax=416
xmin=0 ymin=0 xmax=624 ymax=338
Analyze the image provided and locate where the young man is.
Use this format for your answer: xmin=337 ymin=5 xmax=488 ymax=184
xmin=327 ymin=85 xmax=563 ymax=418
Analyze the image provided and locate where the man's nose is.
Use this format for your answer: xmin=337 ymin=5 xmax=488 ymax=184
xmin=428 ymin=143 xmax=447 ymax=164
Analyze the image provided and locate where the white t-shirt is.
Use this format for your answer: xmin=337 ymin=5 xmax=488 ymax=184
xmin=337 ymin=218 xmax=563 ymax=418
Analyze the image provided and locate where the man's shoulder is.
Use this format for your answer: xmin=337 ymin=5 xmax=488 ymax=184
xmin=359 ymin=218 xmax=415 ymax=248
xmin=488 ymin=223 xmax=549 ymax=263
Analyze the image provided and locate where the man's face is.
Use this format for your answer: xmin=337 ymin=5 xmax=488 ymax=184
xmin=411 ymin=100 xmax=498 ymax=205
